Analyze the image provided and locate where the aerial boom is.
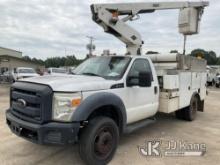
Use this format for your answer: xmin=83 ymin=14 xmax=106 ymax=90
xmin=91 ymin=1 xmax=209 ymax=55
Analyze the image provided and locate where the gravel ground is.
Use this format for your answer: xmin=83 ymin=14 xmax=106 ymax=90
xmin=0 ymin=84 xmax=220 ymax=165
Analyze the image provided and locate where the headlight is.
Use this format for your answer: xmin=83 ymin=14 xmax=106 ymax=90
xmin=52 ymin=92 xmax=82 ymax=122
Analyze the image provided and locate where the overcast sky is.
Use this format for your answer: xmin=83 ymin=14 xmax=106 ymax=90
xmin=0 ymin=0 xmax=219 ymax=59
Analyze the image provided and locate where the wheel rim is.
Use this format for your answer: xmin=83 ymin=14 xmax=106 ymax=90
xmin=93 ymin=126 xmax=114 ymax=160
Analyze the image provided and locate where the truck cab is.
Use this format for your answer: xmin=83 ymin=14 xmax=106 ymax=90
xmin=6 ymin=55 xmax=159 ymax=130
xmin=6 ymin=55 xmax=160 ymax=164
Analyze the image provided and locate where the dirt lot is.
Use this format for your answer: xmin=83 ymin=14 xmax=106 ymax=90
xmin=0 ymin=84 xmax=220 ymax=165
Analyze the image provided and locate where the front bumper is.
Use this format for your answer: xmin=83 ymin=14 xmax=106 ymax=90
xmin=6 ymin=110 xmax=80 ymax=145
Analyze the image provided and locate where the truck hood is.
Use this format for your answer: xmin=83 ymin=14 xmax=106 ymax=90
xmin=20 ymin=75 xmax=116 ymax=92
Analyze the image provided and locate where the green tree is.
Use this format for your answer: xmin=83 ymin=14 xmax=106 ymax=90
xmin=190 ymin=49 xmax=218 ymax=65
xmin=22 ymin=56 xmax=31 ymax=61
xmin=170 ymin=50 xmax=179 ymax=53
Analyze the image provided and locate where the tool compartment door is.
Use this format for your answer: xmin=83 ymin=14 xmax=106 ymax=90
xmin=191 ymin=72 xmax=201 ymax=90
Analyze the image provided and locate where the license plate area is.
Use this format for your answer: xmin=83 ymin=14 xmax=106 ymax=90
xmin=7 ymin=120 xmax=38 ymax=141
xmin=10 ymin=122 xmax=23 ymax=135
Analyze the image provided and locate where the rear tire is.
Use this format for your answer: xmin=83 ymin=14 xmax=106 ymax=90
xmin=175 ymin=108 xmax=186 ymax=120
xmin=175 ymin=95 xmax=199 ymax=121
xmin=212 ymin=79 xmax=216 ymax=86
xmin=79 ymin=117 xmax=119 ymax=165
xmin=184 ymin=96 xmax=198 ymax=121
xmin=216 ymin=83 xmax=220 ymax=88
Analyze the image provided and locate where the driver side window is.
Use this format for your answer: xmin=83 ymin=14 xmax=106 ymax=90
xmin=127 ymin=59 xmax=153 ymax=85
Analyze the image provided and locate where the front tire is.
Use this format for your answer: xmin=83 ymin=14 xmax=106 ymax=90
xmin=79 ymin=117 xmax=119 ymax=165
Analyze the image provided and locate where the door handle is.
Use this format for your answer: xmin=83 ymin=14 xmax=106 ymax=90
xmin=154 ymin=86 xmax=158 ymax=94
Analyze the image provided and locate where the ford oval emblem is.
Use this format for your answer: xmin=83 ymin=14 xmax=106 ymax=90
xmin=17 ymin=99 xmax=27 ymax=107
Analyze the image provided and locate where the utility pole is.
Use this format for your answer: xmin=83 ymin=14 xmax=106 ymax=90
xmin=86 ymin=36 xmax=95 ymax=57
xmin=183 ymin=35 xmax=187 ymax=55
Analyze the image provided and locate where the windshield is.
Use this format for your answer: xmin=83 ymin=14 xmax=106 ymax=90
xmin=73 ymin=56 xmax=131 ymax=79
xmin=18 ymin=69 xmax=35 ymax=74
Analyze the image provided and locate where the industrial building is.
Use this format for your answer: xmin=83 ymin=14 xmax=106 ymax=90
xmin=0 ymin=47 xmax=44 ymax=74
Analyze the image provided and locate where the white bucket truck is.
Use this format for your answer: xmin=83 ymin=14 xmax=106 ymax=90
xmin=6 ymin=1 xmax=208 ymax=164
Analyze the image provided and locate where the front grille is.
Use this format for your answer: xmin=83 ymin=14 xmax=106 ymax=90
xmin=10 ymin=82 xmax=53 ymax=124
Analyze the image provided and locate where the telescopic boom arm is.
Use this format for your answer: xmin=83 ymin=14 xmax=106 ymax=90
xmin=91 ymin=1 xmax=209 ymax=55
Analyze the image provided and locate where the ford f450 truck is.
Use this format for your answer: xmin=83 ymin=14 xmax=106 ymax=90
xmin=6 ymin=54 xmax=206 ymax=164
xmin=5 ymin=1 xmax=209 ymax=165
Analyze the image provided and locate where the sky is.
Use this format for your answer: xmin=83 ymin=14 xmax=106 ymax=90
xmin=0 ymin=0 xmax=219 ymax=59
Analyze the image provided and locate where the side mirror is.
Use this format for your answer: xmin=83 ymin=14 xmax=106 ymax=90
xmin=127 ymin=71 xmax=152 ymax=87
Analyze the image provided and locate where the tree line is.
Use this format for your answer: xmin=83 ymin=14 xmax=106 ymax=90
xmin=23 ymin=48 xmax=220 ymax=68
xmin=22 ymin=55 xmax=85 ymax=68
xmin=190 ymin=49 xmax=220 ymax=65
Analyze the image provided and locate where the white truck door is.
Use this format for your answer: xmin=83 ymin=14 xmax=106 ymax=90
xmin=125 ymin=59 xmax=158 ymax=124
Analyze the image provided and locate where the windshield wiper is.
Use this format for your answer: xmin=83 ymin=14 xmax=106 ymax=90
xmin=81 ymin=72 xmax=101 ymax=77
